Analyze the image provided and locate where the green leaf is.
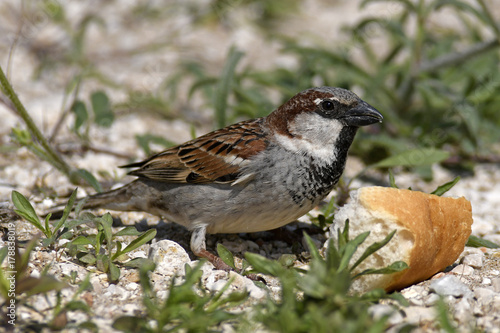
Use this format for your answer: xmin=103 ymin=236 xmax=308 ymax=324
xmin=114 ymin=226 xmax=142 ymax=237
xmin=431 ymin=177 xmax=460 ymax=196
xmin=0 ymin=246 xmax=8 ymax=264
xmin=217 ymin=243 xmax=236 ymax=269
xmin=73 ymin=169 xmax=103 ymax=193
xmin=77 ymin=253 xmax=96 ymax=265
xmin=112 ymin=229 xmax=157 ymax=260
xmin=71 ymin=100 xmax=88 ymax=133
xmin=353 ymin=261 xmax=409 ymax=279
xmin=245 ymin=252 xmax=286 ymax=277
xmin=53 ymin=188 xmax=78 ymax=233
xmin=350 ymin=230 xmax=397 ymax=272
xmin=123 ymin=258 xmax=155 ymax=269
xmin=214 ymin=46 xmax=244 ymax=128
xmin=11 ymin=191 xmax=46 ymax=235
xmin=388 ymin=169 xmax=398 ymax=188
xmin=91 ymin=91 xmax=114 ymax=128
xmin=108 ymin=262 xmax=121 ymax=282
xmin=112 ymin=316 xmax=149 ymax=332
xmin=303 ymin=233 xmax=322 ymax=261
xmin=371 ymin=148 xmax=450 ymax=168
xmin=278 ymin=254 xmax=296 ymax=268
xmin=99 ymin=213 xmax=114 ymax=249
xmin=69 ymin=236 xmax=93 ymax=246
xmin=18 ymin=275 xmax=68 ymax=296
xmin=338 ymin=232 xmax=370 ymax=272
xmin=466 ymin=235 xmax=499 ymax=249
xmin=44 ymin=214 xmax=53 ymax=238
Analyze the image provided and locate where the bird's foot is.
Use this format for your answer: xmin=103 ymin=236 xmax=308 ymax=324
xmin=195 ymin=248 xmax=265 ymax=283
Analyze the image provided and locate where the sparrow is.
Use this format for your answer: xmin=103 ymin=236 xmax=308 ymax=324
xmin=76 ymin=87 xmax=382 ymax=271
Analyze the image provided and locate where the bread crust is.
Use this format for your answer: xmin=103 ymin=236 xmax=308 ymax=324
xmin=333 ymin=186 xmax=473 ymax=292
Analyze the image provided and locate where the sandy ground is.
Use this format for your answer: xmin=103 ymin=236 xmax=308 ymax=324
xmin=1 ymin=0 xmax=500 ymax=331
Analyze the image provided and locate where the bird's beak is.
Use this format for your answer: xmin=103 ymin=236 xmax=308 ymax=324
xmin=342 ymin=102 xmax=383 ymax=127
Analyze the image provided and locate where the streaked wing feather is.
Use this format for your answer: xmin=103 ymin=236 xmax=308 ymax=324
xmin=125 ymin=118 xmax=268 ymax=184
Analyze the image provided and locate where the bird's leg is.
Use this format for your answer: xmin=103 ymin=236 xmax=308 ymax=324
xmin=190 ymin=226 xmax=265 ymax=283
xmin=190 ymin=226 xmax=232 ymax=271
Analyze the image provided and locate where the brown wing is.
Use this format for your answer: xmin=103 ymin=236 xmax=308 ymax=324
xmin=123 ymin=118 xmax=269 ymax=184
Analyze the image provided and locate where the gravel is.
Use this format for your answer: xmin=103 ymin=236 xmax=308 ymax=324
xmin=1 ymin=0 xmax=499 ymax=332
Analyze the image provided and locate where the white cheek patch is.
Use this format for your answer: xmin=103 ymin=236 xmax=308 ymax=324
xmin=275 ymin=113 xmax=344 ymax=163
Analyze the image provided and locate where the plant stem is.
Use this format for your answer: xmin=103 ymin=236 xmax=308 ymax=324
xmin=0 ymin=65 xmax=73 ymax=178
xmin=417 ymin=38 xmax=499 ymax=74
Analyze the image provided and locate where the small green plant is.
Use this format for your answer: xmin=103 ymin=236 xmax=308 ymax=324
xmin=243 ymin=224 xmax=409 ymax=333
xmin=11 ymin=189 xmax=79 ymax=249
xmin=0 ymin=237 xmax=95 ymax=331
xmin=65 ymin=212 xmax=156 ymax=283
xmin=112 ymin=261 xmax=249 ymax=332
xmin=71 ymin=90 xmax=115 ymax=139
xmin=11 ymin=189 xmax=156 ymax=283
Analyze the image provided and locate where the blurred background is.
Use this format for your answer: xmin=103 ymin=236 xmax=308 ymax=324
xmin=1 ymin=0 xmax=500 ymax=193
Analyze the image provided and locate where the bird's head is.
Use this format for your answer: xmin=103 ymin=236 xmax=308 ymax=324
xmin=266 ymin=86 xmax=383 ymax=161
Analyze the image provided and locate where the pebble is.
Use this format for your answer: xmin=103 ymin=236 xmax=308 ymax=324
xmin=368 ymin=304 xmax=403 ymax=326
xmin=492 ymin=277 xmax=500 ymax=292
xmin=462 ymin=254 xmax=483 ymax=268
xmin=149 ymin=240 xmax=191 ymax=276
xmin=429 ymin=275 xmax=472 ymax=297
xmin=229 ymin=272 xmax=266 ymax=299
xmin=450 ymin=264 xmax=474 ymax=276
xmin=474 ymin=287 xmax=496 ymax=305
xmin=454 ymin=297 xmax=472 ymax=322
xmin=403 ymin=306 xmax=436 ymax=325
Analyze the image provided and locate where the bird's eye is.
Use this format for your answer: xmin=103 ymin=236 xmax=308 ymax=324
xmin=321 ymin=100 xmax=335 ymax=111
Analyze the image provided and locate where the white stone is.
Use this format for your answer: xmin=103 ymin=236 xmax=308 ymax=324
xmin=229 ymin=272 xmax=266 ymax=299
xmin=429 ymin=275 xmax=472 ymax=297
xmin=482 ymin=277 xmax=492 ymax=285
xmin=454 ymin=298 xmax=472 ymax=322
xmin=491 ymin=277 xmax=500 ymax=292
xmin=462 ymin=254 xmax=483 ymax=268
xmin=403 ymin=306 xmax=436 ymax=325
xmin=123 ymin=303 xmax=140 ymax=314
xmin=425 ymin=293 xmax=441 ymax=306
xmin=474 ymin=287 xmax=496 ymax=305
xmin=451 ymin=264 xmax=474 ymax=276
xmin=149 ymin=240 xmax=191 ymax=276
xmin=368 ymin=304 xmax=403 ymax=326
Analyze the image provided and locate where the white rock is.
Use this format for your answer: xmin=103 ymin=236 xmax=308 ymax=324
xmin=462 ymin=254 xmax=483 ymax=268
xmin=492 ymin=277 xmax=500 ymax=292
xmin=123 ymin=303 xmax=140 ymax=314
xmin=229 ymin=272 xmax=266 ymax=299
xmin=401 ymin=285 xmax=428 ymax=299
xmin=450 ymin=264 xmax=474 ymax=276
xmin=30 ymin=269 xmax=40 ymax=278
xmin=482 ymin=277 xmax=491 ymax=285
xmin=149 ymin=240 xmax=191 ymax=275
xmin=425 ymin=293 xmax=440 ymax=306
xmin=403 ymin=306 xmax=436 ymax=325
xmin=207 ymin=279 xmax=229 ymax=293
xmin=368 ymin=304 xmax=403 ymax=326
xmin=429 ymin=275 xmax=472 ymax=297
xmin=474 ymin=287 xmax=496 ymax=305
xmin=90 ymin=276 xmax=103 ymax=294
xmin=125 ymin=282 xmax=139 ymax=291
xmin=454 ymin=297 xmax=472 ymax=322
xmin=58 ymin=239 xmax=71 ymax=247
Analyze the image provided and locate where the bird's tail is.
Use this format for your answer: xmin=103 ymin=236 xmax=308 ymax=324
xmin=46 ymin=182 xmax=137 ymax=219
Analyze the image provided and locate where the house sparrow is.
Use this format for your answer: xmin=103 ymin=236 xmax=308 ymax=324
xmin=79 ymin=87 xmax=382 ymax=271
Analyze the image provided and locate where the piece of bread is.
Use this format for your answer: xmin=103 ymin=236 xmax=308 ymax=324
xmin=328 ymin=186 xmax=473 ymax=293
